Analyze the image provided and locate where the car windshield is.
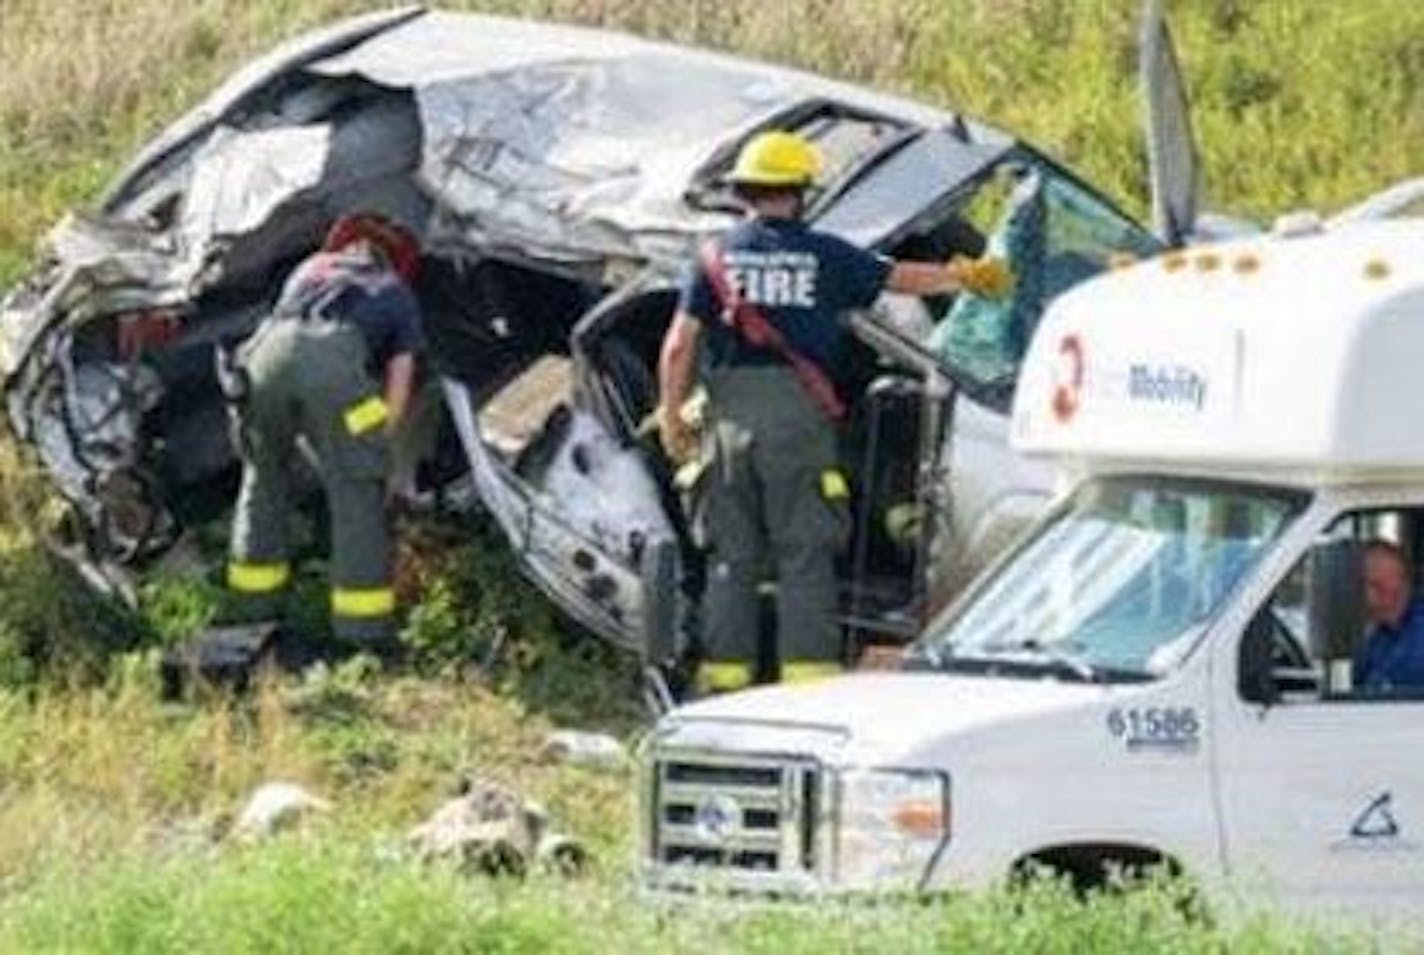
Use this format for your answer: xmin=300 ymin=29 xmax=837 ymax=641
xmin=913 ymin=477 xmax=1306 ymax=681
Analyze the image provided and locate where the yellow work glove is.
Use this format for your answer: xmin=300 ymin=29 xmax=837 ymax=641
xmin=883 ymin=501 xmax=922 ymax=550
xmin=951 ymin=255 xmax=1015 ymax=300
xmin=643 ymin=388 xmax=707 ymax=464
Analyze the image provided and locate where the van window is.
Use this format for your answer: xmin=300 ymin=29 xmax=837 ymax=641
xmin=918 ymin=476 xmax=1302 ymax=681
xmin=1242 ymin=507 xmax=1424 ymax=704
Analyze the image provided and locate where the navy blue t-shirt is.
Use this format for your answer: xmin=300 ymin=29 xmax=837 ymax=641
xmin=276 ymin=250 xmax=424 ymax=369
xmin=678 ymin=217 xmax=892 ymax=374
xmin=1353 ymin=598 xmax=1424 ymax=692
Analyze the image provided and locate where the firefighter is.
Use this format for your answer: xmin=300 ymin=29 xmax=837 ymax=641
xmin=223 ymin=212 xmax=424 ymax=661
xmin=657 ymin=130 xmax=1012 ymax=693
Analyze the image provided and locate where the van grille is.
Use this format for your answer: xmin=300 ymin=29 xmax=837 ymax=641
xmin=646 ymin=751 xmax=821 ymax=883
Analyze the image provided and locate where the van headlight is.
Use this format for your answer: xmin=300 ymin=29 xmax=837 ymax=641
xmin=835 ymin=768 xmax=950 ymax=889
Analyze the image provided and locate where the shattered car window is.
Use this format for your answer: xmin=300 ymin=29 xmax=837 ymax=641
xmin=800 ymin=111 xmax=905 ymax=191
xmin=688 ymin=102 xmax=912 ymax=213
xmin=928 ymin=161 xmax=1161 ymax=389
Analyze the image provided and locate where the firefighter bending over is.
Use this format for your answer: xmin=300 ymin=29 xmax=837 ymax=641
xmin=224 ymin=213 xmax=424 ymax=662
xmin=658 ymin=130 xmax=1012 ymax=694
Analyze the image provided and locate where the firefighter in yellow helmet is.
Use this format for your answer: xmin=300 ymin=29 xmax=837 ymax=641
xmin=658 ymin=130 xmax=1011 ymax=694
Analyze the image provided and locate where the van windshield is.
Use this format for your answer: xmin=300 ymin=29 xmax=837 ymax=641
xmin=913 ymin=477 xmax=1306 ymax=682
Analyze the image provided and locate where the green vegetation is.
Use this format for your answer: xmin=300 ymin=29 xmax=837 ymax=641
xmin=3 ymin=0 xmax=1421 ymax=285
xmin=0 ymin=833 xmax=1374 ymax=953
xmin=0 ymin=0 xmax=1419 ymax=950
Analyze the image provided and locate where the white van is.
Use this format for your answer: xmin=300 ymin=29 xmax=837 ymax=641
xmin=637 ymin=218 xmax=1424 ymax=921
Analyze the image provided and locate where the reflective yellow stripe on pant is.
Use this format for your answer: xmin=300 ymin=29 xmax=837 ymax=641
xmin=697 ymin=661 xmax=754 ymax=694
xmin=227 ymin=561 xmax=291 ymax=593
xmin=331 ymin=586 xmax=396 ymax=619
xmin=781 ymin=660 xmax=843 ymax=684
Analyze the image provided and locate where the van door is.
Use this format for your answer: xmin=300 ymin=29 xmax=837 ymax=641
xmin=1216 ymin=504 xmax=1424 ymax=918
xmin=1140 ymin=0 xmax=1201 ymax=246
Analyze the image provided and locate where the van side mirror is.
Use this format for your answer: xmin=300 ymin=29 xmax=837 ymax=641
xmin=1238 ymin=612 xmax=1280 ymax=706
xmin=1307 ymin=540 xmax=1366 ymax=663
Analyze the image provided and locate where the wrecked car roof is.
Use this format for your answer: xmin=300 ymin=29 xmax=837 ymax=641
xmin=99 ymin=8 xmax=1013 ymax=279
xmin=309 ymin=11 xmax=1008 ymax=261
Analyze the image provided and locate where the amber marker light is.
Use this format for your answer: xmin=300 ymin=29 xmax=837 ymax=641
xmin=1233 ymin=253 xmax=1261 ymax=275
xmin=1162 ymin=252 xmax=1188 ymax=272
xmin=1364 ymin=259 xmax=1391 ymax=281
xmin=1194 ymin=252 xmax=1221 ymax=272
xmin=891 ymin=799 xmax=948 ymax=839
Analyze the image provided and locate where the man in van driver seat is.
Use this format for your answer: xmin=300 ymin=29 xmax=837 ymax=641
xmin=1353 ymin=540 xmax=1424 ymax=693
xmin=657 ymin=129 xmax=1012 ymax=694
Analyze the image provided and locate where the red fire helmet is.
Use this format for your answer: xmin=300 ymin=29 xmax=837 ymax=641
xmin=322 ymin=213 xmax=421 ymax=283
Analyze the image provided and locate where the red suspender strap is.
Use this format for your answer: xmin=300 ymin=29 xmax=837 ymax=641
xmin=698 ymin=240 xmax=847 ymax=422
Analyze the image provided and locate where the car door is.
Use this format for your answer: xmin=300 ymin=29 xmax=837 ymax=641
xmin=1140 ymin=0 xmax=1201 ymax=246
xmin=1215 ymin=500 xmax=1424 ymax=919
xmin=821 ymin=128 xmax=1162 ymax=634
xmin=442 ymin=367 xmax=681 ymax=660
xmin=436 ymin=265 xmax=684 ymax=662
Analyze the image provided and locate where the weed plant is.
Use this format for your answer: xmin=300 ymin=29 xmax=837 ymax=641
xmin=2 ymin=0 xmax=1421 ymax=283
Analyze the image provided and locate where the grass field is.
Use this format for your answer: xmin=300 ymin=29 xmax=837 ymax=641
xmin=0 ymin=0 xmax=1421 ymax=950
xmin=3 ymin=0 xmax=1421 ymax=284
xmin=0 ymin=670 xmax=1387 ymax=954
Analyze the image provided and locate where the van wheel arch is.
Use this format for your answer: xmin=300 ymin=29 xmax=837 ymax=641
xmin=1009 ymin=843 xmax=1184 ymax=894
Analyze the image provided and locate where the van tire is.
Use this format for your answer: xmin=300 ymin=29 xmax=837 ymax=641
xmin=1010 ymin=844 xmax=1205 ymax=917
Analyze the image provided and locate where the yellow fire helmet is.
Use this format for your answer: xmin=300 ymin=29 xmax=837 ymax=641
xmin=726 ymin=130 xmax=823 ymax=188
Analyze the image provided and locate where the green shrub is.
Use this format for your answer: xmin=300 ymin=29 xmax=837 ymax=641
xmin=0 ymin=545 xmax=144 ymax=691
xmin=0 ymin=834 xmax=1382 ymax=954
xmin=136 ymin=574 xmax=225 ymax=647
xmin=398 ymin=518 xmax=643 ymax=729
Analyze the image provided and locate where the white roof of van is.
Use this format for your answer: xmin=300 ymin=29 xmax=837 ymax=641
xmin=1011 ymin=219 xmax=1424 ymax=480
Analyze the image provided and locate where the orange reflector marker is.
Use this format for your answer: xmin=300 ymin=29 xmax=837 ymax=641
xmin=892 ymin=800 xmax=947 ymax=839
xmin=1162 ymin=252 xmax=1188 ymax=273
xmin=1233 ymin=253 xmax=1261 ymax=275
xmin=1364 ymin=259 xmax=1391 ymax=281
xmin=1194 ymin=252 xmax=1221 ymax=273
xmin=1108 ymin=252 xmax=1137 ymax=271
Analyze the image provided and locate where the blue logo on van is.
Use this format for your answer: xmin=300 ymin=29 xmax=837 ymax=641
xmin=694 ymin=794 xmax=742 ymax=842
xmin=1128 ymin=364 xmax=1206 ymax=410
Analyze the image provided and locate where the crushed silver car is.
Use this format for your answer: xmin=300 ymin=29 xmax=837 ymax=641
xmin=0 ymin=6 xmax=1193 ymax=663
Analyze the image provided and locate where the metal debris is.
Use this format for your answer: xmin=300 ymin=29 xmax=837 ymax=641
xmin=538 ymin=730 xmax=628 ymax=770
xmin=231 ymin=780 xmax=331 ymax=841
xmin=405 ymin=776 xmax=587 ymax=877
